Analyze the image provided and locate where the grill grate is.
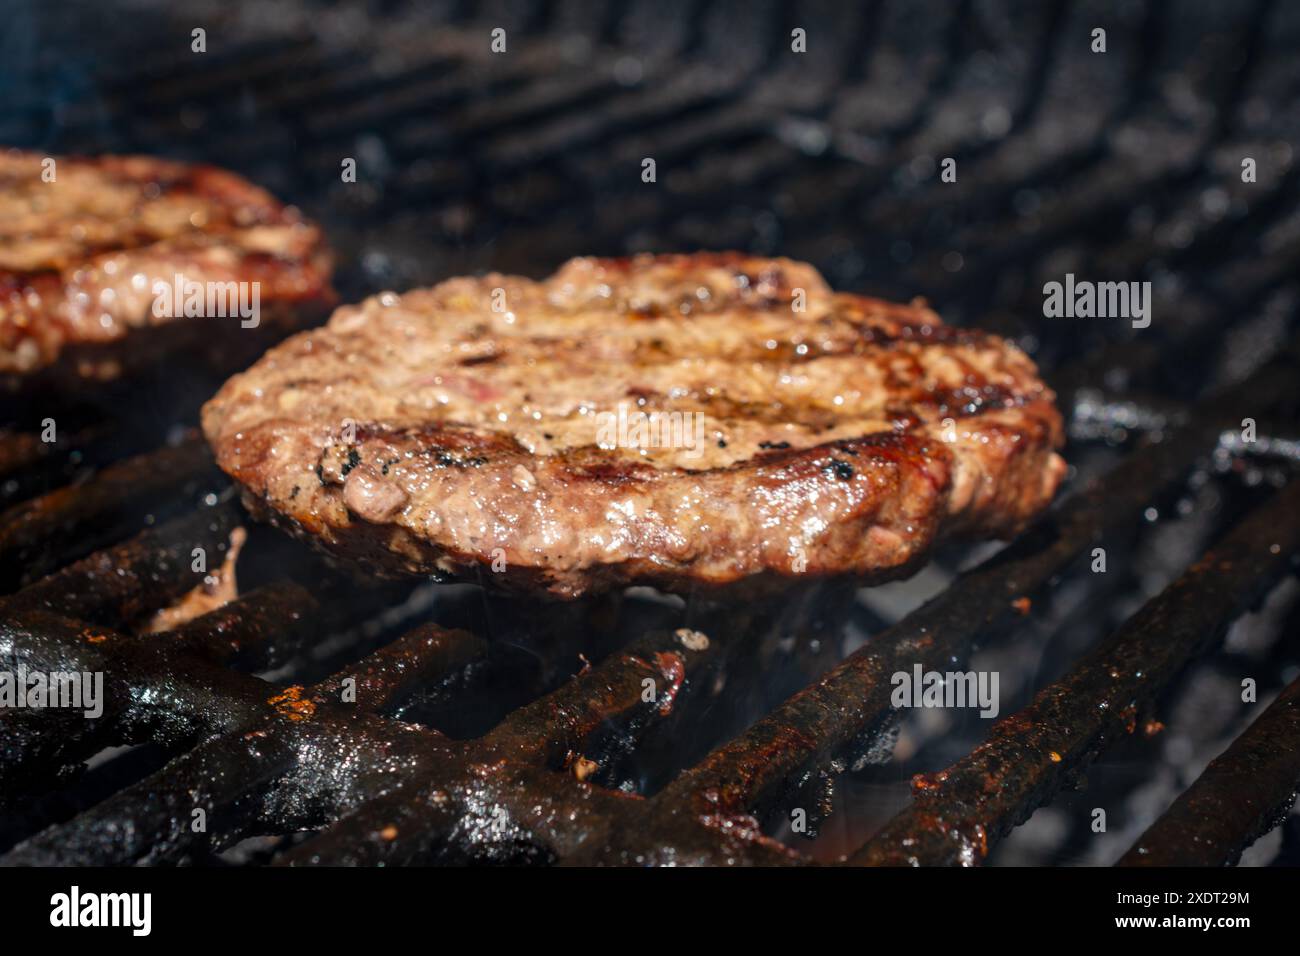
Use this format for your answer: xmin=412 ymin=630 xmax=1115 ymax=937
xmin=2 ymin=0 xmax=1300 ymax=866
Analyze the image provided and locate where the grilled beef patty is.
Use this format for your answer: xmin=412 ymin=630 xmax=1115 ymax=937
xmin=0 ymin=150 xmax=333 ymax=390
xmin=202 ymin=253 xmax=1066 ymax=599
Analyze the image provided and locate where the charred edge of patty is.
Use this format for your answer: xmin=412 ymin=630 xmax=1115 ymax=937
xmin=206 ymin=388 xmax=1063 ymax=600
xmin=237 ymin=485 xmax=954 ymax=603
xmin=227 ymin=424 xmax=973 ymax=597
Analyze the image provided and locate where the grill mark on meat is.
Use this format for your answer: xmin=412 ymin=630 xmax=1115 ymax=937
xmin=327 ymin=311 xmax=993 ymax=370
xmin=458 ymin=352 xmax=503 ymax=367
xmin=203 ymin=253 xmax=1066 ymax=599
xmin=350 ymin=421 xmax=513 ymax=455
xmin=896 ymin=382 xmax=1024 ymax=419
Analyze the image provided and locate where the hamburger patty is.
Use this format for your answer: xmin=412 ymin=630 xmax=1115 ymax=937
xmin=0 ymin=150 xmax=333 ymax=388
xmin=202 ymin=253 xmax=1066 ymax=599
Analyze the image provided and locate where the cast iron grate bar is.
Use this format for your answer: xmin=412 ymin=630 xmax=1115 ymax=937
xmin=1119 ymin=674 xmax=1300 ymax=867
xmin=0 ymin=436 xmax=217 ymax=592
xmin=848 ymin=478 xmax=1300 ymax=866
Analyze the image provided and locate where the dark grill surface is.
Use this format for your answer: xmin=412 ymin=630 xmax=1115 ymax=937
xmin=2 ymin=0 xmax=1300 ymax=866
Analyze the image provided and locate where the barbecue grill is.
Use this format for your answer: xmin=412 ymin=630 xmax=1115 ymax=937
xmin=2 ymin=0 xmax=1299 ymax=871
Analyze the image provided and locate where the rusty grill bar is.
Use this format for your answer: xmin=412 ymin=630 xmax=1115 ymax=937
xmin=1 ymin=0 xmax=1299 ymax=866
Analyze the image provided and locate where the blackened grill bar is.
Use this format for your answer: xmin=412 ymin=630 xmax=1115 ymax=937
xmin=1 ymin=583 xmax=317 ymax=771
xmin=849 ymin=478 xmax=1300 ymax=867
xmin=0 ymin=436 xmax=217 ymax=589
xmin=276 ymin=595 xmax=810 ymax=866
xmin=1 ymin=502 xmax=240 ymax=624
xmin=1 ymin=620 xmax=484 ymax=865
xmin=1120 ymin=675 xmax=1300 ymax=867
